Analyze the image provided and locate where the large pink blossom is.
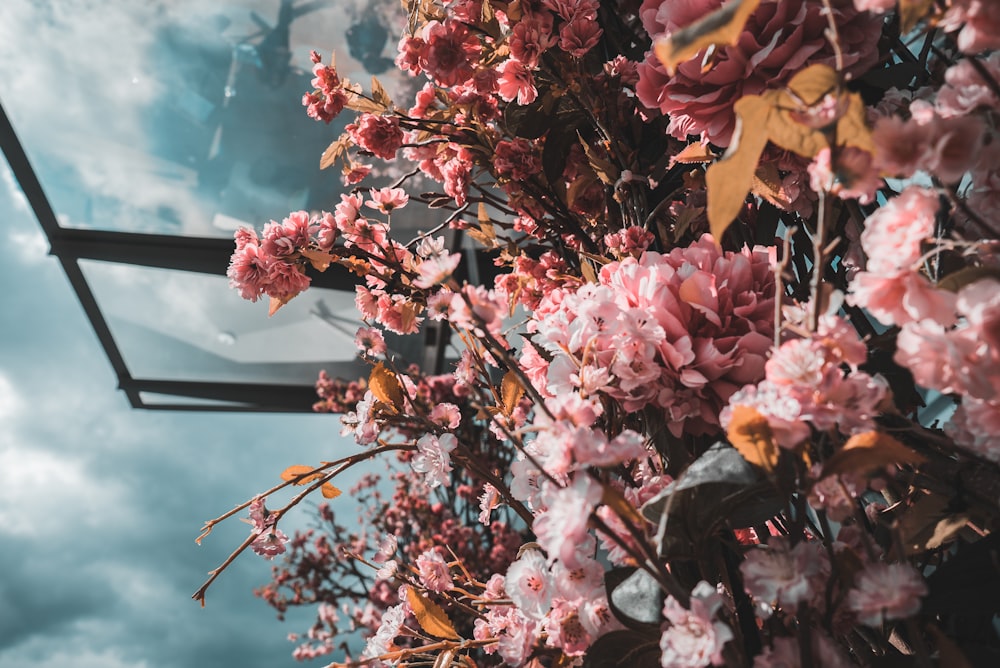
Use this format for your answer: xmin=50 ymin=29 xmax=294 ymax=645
xmin=740 ymin=537 xmax=828 ymax=609
xmin=532 ymin=474 xmax=603 ymax=568
xmin=847 ymin=562 xmax=927 ymax=626
xmin=534 ymin=234 xmax=774 ymax=435
xmin=347 ymin=114 xmax=404 ymax=161
xmin=505 ymin=549 xmax=554 ymax=620
xmin=635 ymin=0 xmax=880 ymax=146
xmin=411 ymin=433 xmax=457 ymax=488
xmin=660 ymin=581 xmax=733 ymax=668
xmin=420 ymin=19 xmax=481 ymax=86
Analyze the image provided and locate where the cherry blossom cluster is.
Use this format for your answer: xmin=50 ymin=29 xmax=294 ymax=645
xmin=198 ymin=1 xmax=1000 ymax=666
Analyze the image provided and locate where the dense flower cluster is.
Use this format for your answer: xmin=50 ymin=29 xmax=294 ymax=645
xmin=195 ymin=1 xmax=1000 ymax=667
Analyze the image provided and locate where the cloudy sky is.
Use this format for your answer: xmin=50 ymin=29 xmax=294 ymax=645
xmin=0 ymin=1 xmax=393 ymax=666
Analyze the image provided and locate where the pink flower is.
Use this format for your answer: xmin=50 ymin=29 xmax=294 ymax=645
xmin=860 ymin=187 xmax=940 ymax=274
xmin=853 ymin=0 xmax=894 ymax=12
xmin=937 ymin=54 xmax=1000 ymax=117
xmin=940 ymin=0 xmax=1000 ymax=54
xmin=265 ymin=261 xmax=311 ymax=302
xmin=421 ymin=19 xmax=480 ymax=87
xmin=497 ymin=59 xmax=539 ymax=105
xmin=505 ymin=549 xmax=554 ymax=620
xmin=849 ymin=270 xmax=957 ymax=327
xmin=807 ymin=147 xmax=881 ymax=204
xmin=544 ymin=600 xmax=593 ymax=656
xmin=411 ymin=433 xmax=457 ymax=488
xmin=947 ymin=396 xmax=1000 ymax=463
xmin=414 ymin=251 xmax=462 ymax=289
xmin=847 ymin=562 xmax=927 ymax=626
xmin=366 ymin=187 xmax=409 ymax=214
xmin=354 ymin=327 xmax=387 ymax=357
xmin=303 ymin=52 xmax=348 ymax=123
xmin=509 ymin=13 xmax=555 ymax=68
xmin=416 ymin=549 xmax=453 ymax=593
xmin=871 ymin=115 xmax=934 ymax=178
xmin=347 ymin=114 xmax=404 ymax=161
xmin=429 ymin=402 xmax=461 ymax=429
xmin=660 ymin=581 xmax=733 ymax=668
xmin=245 ymin=496 xmax=290 ymax=560
xmin=228 ymin=239 xmax=273 ymax=302
xmin=532 ymin=474 xmax=602 ymax=568
xmin=740 ymin=537 xmax=828 ymax=609
xmin=558 ymin=15 xmax=603 ymax=57
xmin=636 ymin=0 xmax=880 ymax=145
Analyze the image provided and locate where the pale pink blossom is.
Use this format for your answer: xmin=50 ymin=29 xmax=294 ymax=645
xmin=429 ymin=402 xmax=461 ymax=429
xmin=660 ymin=581 xmax=733 ymax=668
xmin=946 ymin=396 xmax=1000 ymax=463
xmin=847 ymin=562 xmax=927 ymax=626
xmin=853 ymin=0 xmax=894 ymax=13
xmin=479 ymin=482 xmax=501 ymax=525
xmin=416 ymin=549 xmax=453 ymax=593
xmin=939 ymin=0 xmax=1000 ymax=54
xmin=753 ymin=633 xmax=852 ymax=668
xmin=411 ymin=433 xmax=457 ymax=488
xmin=505 ymin=549 xmax=554 ymax=620
xmin=355 ymin=327 xmax=387 ymax=357
xmin=860 ymin=187 xmax=939 ymax=274
xmin=414 ymin=251 xmax=462 ymax=288
xmin=740 ymin=537 xmax=828 ymax=609
xmin=366 ymin=187 xmax=409 ymax=214
xmin=544 ymin=600 xmax=593 ymax=656
xmin=246 ymin=496 xmax=290 ymax=559
xmin=532 ymin=475 xmax=603 ymax=568
xmin=937 ymin=54 xmax=1000 ymax=117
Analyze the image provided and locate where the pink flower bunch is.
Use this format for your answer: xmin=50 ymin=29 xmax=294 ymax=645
xmin=227 ymin=218 xmax=313 ymax=303
xmin=636 ymin=0 xmax=881 ymax=145
xmin=347 ymin=114 xmax=405 ymax=161
xmin=848 ymin=187 xmax=956 ymax=327
xmin=302 ymin=50 xmax=349 ymax=123
xmin=723 ymin=314 xmax=887 ymax=446
xmin=531 ymin=234 xmax=775 ymax=435
xmin=847 ymin=562 xmax=927 ymax=626
xmin=245 ymin=496 xmax=289 ymax=559
xmin=939 ymin=0 xmax=1000 ymax=54
xmin=397 ymin=19 xmax=482 ymax=87
xmin=871 ymin=105 xmax=986 ymax=184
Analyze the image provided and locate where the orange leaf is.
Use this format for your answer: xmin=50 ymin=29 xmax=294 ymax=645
xmin=899 ymin=0 xmax=935 ymax=34
xmin=319 ymin=132 xmax=351 ymax=170
xmin=268 ymin=294 xmax=291 ymax=317
xmin=369 ymin=362 xmax=405 ymax=409
xmin=671 ymin=142 xmax=716 ymax=165
xmin=281 ymin=464 xmax=325 ymax=485
xmin=726 ymin=405 xmax=780 ymax=472
xmin=321 ymin=482 xmax=342 ymax=499
xmin=500 ymin=370 xmax=526 ymax=417
xmin=405 ymin=587 xmax=460 ymax=640
xmin=822 ymin=431 xmax=926 ymax=478
xmin=300 ymin=249 xmax=336 ymax=272
xmin=600 ymin=482 xmax=646 ymax=528
xmin=705 ymin=94 xmax=771 ymax=242
xmin=653 ymin=0 xmax=761 ymax=74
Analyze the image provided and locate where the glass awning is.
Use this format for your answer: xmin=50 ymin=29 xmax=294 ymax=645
xmin=0 ymin=0 xmax=443 ymax=411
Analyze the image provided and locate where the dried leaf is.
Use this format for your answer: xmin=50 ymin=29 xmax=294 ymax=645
xmin=726 ymin=405 xmax=780 ymax=472
xmin=371 ymin=76 xmax=392 ymax=109
xmin=899 ymin=0 xmax=935 ymax=34
xmin=705 ymin=95 xmax=771 ymax=242
xmin=300 ymin=249 xmax=336 ymax=272
xmin=268 ymin=294 xmax=293 ymax=317
xmin=836 ymin=93 xmax=875 ymax=154
xmin=896 ymin=494 xmax=969 ymax=556
xmin=580 ymin=257 xmax=598 ymax=284
xmin=281 ymin=464 xmax=325 ymax=485
xmin=320 ymin=133 xmax=351 ymax=170
xmin=766 ymin=99 xmax=828 ymax=158
xmin=405 ymin=587 xmax=460 ymax=640
xmin=822 ymin=431 xmax=926 ymax=478
xmin=786 ymin=63 xmax=841 ymax=107
xmin=344 ymin=83 xmax=385 ymax=114
xmin=671 ymin=142 xmax=716 ymax=165
xmin=578 ymin=134 xmax=619 ymax=185
xmin=321 ymin=482 xmax=342 ymax=499
xmin=500 ymin=370 xmax=525 ymax=417
xmin=653 ymin=0 xmax=762 ymax=74
xmin=369 ymin=362 xmax=405 ymax=409
xmin=938 ymin=266 xmax=1000 ymax=292
xmin=750 ymin=163 xmax=791 ymax=209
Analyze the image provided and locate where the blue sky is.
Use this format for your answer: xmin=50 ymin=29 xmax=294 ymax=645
xmin=0 ymin=1 xmax=390 ymax=666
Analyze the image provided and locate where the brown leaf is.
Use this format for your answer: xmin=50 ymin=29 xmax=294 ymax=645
xmin=765 ymin=100 xmax=828 ymax=158
xmin=369 ymin=362 xmax=405 ymax=409
xmin=896 ymin=494 xmax=969 ymax=556
xmin=500 ymin=370 xmax=525 ymax=417
xmin=268 ymin=294 xmax=291 ymax=317
xmin=405 ymin=587 xmax=460 ymax=640
xmin=836 ymin=93 xmax=875 ymax=154
xmin=371 ymin=76 xmax=392 ymax=109
xmin=937 ymin=266 xmax=1000 ymax=293
xmin=321 ymin=482 xmax=342 ymax=499
xmin=300 ymin=249 xmax=336 ymax=272
xmin=319 ymin=133 xmax=351 ymax=170
xmin=726 ymin=405 xmax=780 ymax=472
xmin=705 ymin=95 xmax=771 ymax=242
xmin=281 ymin=464 xmax=325 ymax=485
xmin=600 ymin=482 xmax=647 ymax=527
xmin=653 ymin=0 xmax=762 ymax=74
xmin=578 ymin=134 xmax=619 ymax=185
xmin=785 ymin=64 xmax=841 ymax=107
xmin=750 ymin=162 xmax=791 ymax=209
xmin=822 ymin=431 xmax=926 ymax=478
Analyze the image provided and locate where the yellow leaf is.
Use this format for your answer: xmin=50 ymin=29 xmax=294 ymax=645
xmin=500 ymin=370 xmax=525 ymax=417
xmin=705 ymin=95 xmax=771 ymax=242
xmin=750 ymin=162 xmax=791 ymax=209
xmin=766 ymin=102 xmax=828 ymax=158
xmin=899 ymin=0 xmax=935 ymax=34
xmin=822 ymin=431 xmax=926 ymax=478
xmin=653 ymin=0 xmax=762 ymax=74
xmin=837 ymin=93 xmax=875 ymax=154
xmin=321 ymin=482 xmax=342 ymax=499
xmin=281 ymin=464 xmax=325 ymax=485
xmin=319 ymin=133 xmax=351 ymax=170
xmin=786 ymin=64 xmax=841 ymax=108
xmin=300 ymin=249 xmax=336 ymax=272
xmin=726 ymin=405 xmax=780 ymax=472
xmin=369 ymin=362 xmax=405 ymax=409
xmin=405 ymin=587 xmax=460 ymax=640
